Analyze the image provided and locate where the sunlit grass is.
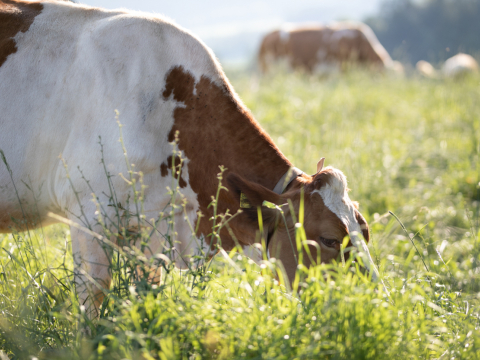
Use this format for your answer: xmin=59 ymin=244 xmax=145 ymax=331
xmin=1 ymin=70 xmax=480 ymax=359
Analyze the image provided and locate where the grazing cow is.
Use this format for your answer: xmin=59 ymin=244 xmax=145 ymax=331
xmin=442 ymin=53 xmax=479 ymax=78
xmin=0 ymin=0 xmax=375 ymax=314
xmin=258 ymin=22 xmax=398 ymax=74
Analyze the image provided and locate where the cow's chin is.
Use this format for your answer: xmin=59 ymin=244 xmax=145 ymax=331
xmin=268 ymin=235 xmax=345 ymax=284
xmin=301 ymin=242 xmax=340 ymax=268
xmin=318 ymin=244 xmax=341 ymax=265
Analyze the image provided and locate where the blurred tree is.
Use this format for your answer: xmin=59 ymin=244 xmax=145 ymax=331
xmin=365 ymin=0 xmax=480 ymax=64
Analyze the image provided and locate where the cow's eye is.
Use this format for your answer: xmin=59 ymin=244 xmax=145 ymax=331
xmin=320 ymin=237 xmax=339 ymax=248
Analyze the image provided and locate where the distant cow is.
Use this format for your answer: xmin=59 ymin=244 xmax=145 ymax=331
xmin=416 ymin=60 xmax=437 ymax=78
xmin=442 ymin=53 xmax=479 ymax=77
xmin=0 ymin=0 xmax=376 ymax=315
xmin=258 ymin=22 xmax=397 ymax=74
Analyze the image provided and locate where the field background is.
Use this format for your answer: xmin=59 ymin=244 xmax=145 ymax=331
xmin=1 ymin=70 xmax=480 ymax=359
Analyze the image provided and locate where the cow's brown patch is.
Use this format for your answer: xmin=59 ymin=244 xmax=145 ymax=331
xmin=162 ymin=66 xmax=291 ymax=249
xmin=0 ymin=0 xmax=43 ymax=68
xmin=0 ymin=205 xmax=45 ymax=233
xmin=0 ymin=208 xmax=22 ymax=233
xmin=355 ymin=209 xmax=370 ymax=243
xmin=160 ymin=155 xmax=187 ymax=188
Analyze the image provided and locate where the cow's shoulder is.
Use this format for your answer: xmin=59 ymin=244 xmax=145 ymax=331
xmin=0 ymin=0 xmax=43 ymax=67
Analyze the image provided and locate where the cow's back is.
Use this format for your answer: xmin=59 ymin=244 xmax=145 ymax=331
xmin=0 ymin=0 xmax=225 ymax=232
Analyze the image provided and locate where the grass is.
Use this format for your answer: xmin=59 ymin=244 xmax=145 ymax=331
xmin=1 ymin=70 xmax=480 ymax=359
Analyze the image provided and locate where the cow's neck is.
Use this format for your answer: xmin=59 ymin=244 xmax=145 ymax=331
xmin=162 ymin=66 xmax=291 ymax=248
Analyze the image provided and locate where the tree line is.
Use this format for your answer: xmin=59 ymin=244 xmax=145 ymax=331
xmin=365 ymin=0 xmax=480 ymax=65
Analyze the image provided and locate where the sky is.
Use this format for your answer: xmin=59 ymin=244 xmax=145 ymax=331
xmin=78 ymin=0 xmax=384 ymax=64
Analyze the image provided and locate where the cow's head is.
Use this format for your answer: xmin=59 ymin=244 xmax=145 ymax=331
xmin=227 ymin=160 xmax=373 ymax=283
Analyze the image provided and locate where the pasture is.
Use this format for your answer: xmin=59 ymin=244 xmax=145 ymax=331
xmin=1 ymin=70 xmax=479 ymax=359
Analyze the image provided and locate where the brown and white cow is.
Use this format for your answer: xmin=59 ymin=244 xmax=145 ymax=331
xmin=0 ymin=0 xmax=376 ymax=314
xmin=258 ymin=22 xmax=399 ymax=74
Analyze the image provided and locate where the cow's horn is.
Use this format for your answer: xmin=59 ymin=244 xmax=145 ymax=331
xmin=316 ymin=158 xmax=325 ymax=173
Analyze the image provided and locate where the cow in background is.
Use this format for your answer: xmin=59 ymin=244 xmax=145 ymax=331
xmin=416 ymin=54 xmax=479 ymax=78
xmin=442 ymin=53 xmax=478 ymax=77
xmin=258 ymin=22 xmax=401 ymax=74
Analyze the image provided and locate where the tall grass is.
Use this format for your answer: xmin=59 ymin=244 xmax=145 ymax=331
xmin=1 ymin=70 xmax=480 ymax=359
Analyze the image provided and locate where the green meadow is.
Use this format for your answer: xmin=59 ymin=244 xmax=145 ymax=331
xmin=1 ymin=70 xmax=479 ymax=359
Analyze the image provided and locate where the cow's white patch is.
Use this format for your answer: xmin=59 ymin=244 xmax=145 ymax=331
xmin=316 ymin=48 xmax=328 ymax=60
xmin=279 ymin=29 xmax=290 ymax=42
xmin=312 ymin=167 xmax=379 ymax=280
xmin=313 ymin=62 xmax=340 ymax=76
xmin=331 ymin=28 xmax=357 ymax=41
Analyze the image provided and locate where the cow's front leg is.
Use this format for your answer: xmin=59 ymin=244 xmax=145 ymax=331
xmin=71 ymin=227 xmax=112 ymax=318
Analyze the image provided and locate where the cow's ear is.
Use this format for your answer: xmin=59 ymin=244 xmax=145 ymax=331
xmin=227 ymin=173 xmax=282 ymax=225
